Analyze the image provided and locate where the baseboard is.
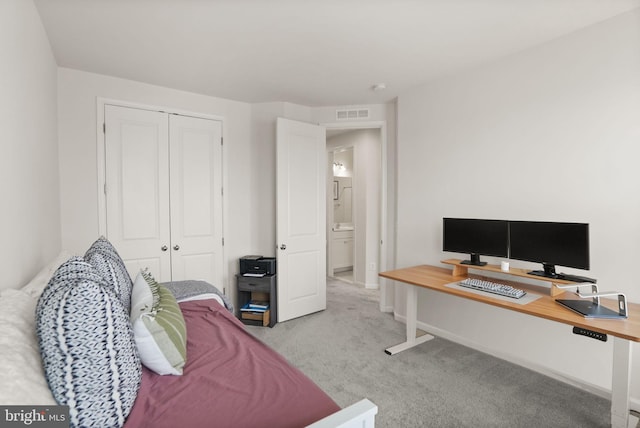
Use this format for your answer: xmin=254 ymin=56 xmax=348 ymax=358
xmin=350 ymin=280 xmax=379 ymax=291
xmin=380 ymin=304 xmax=394 ymax=313
xmin=393 ymin=312 xmax=640 ymax=413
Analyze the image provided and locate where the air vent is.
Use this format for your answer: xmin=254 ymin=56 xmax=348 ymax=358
xmin=336 ymin=108 xmax=369 ymax=121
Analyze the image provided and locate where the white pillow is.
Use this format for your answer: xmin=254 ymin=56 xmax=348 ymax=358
xmin=0 ymin=289 xmax=56 ymax=405
xmin=20 ymin=250 xmax=73 ymax=298
xmin=130 ymin=270 xmax=155 ymax=320
xmin=131 ymin=270 xmax=187 ymax=376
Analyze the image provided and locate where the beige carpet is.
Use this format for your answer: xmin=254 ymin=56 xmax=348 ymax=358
xmin=248 ymin=278 xmax=621 ymax=427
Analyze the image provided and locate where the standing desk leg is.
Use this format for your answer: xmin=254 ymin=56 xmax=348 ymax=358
xmin=385 ymin=284 xmax=434 ymax=355
xmin=611 ymin=337 xmax=632 ymax=428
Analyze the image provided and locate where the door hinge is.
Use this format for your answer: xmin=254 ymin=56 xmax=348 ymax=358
xmin=221 ymin=137 xmax=223 ymax=145
xmin=103 ymin=123 xmax=106 ymax=134
xmin=103 ymin=183 xmax=107 ymax=195
xmin=221 ymin=187 xmax=224 ymax=196
xmin=222 ymin=237 xmax=225 ymax=246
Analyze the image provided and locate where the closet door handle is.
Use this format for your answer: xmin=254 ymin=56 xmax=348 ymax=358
xmin=173 ymin=245 xmax=180 ymax=251
xmin=161 ymin=245 xmax=168 ymax=252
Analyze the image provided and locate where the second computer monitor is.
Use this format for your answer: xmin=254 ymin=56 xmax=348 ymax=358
xmin=442 ymin=218 xmax=509 ymax=266
xmin=509 ymin=221 xmax=589 ymax=279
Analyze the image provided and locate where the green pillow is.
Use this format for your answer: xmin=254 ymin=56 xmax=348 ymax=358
xmin=131 ymin=270 xmax=187 ymax=375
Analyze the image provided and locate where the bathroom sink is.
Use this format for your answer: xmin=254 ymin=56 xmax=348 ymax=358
xmin=333 ymin=224 xmax=354 ymax=231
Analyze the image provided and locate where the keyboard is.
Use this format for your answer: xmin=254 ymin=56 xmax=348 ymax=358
xmin=459 ymin=278 xmax=526 ymax=299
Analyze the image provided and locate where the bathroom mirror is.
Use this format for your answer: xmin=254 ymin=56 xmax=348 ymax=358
xmin=332 ymin=148 xmax=353 ymax=226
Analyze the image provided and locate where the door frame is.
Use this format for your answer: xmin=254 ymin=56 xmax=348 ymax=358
xmin=95 ymin=98 xmax=228 ymax=289
xmin=322 ymin=120 xmax=388 ymax=313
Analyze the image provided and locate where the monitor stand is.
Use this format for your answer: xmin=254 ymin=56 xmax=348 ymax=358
xmin=528 ymin=262 xmax=558 ymax=279
xmin=460 ymin=254 xmax=486 ymax=266
xmin=529 ymin=263 xmax=596 ymax=283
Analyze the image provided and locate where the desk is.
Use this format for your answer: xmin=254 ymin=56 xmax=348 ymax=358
xmin=379 ymin=262 xmax=640 ymax=428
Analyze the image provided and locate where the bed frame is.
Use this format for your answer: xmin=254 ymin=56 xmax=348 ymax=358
xmin=309 ymin=399 xmax=378 ymax=427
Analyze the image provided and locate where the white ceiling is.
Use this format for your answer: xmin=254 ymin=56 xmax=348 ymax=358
xmin=34 ymin=0 xmax=640 ymax=107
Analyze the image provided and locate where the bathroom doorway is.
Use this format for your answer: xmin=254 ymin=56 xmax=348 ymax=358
xmin=330 ymin=146 xmax=354 ymax=282
xmin=326 ymin=127 xmax=383 ymax=290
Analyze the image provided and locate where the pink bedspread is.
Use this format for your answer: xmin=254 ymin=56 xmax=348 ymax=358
xmin=124 ymin=299 xmax=340 ymax=428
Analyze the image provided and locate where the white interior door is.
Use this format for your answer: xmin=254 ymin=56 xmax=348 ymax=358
xmin=105 ymin=105 xmax=171 ymax=280
xmin=276 ymin=118 xmax=326 ymax=322
xmin=168 ymin=114 xmax=224 ymax=287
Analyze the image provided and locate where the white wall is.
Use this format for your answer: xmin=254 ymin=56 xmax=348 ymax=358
xmin=57 ymin=68 xmax=253 ymax=297
xmin=249 ymin=102 xmax=313 ymax=256
xmin=395 ymin=9 xmax=640 ymax=401
xmin=0 ymin=0 xmax=60 ymax=290
xmin=54 ymin=70 xmax=396 ymax=305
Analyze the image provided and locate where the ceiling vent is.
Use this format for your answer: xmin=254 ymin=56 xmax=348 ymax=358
xmin=336 ymin=108 xmax=370 ymax=121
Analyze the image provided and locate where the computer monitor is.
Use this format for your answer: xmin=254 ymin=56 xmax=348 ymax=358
xmin=442 ymin=218 xmax=509 ymax=266
xmin=509 ymin=221 xmax=590 ymax=280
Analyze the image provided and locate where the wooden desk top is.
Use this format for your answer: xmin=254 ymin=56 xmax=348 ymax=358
xmin=379 ymin=264 xmax=640 ymax=342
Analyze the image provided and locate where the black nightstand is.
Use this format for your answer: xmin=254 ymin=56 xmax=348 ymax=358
xmin=237 ymin=274 xmax=277 ymax=327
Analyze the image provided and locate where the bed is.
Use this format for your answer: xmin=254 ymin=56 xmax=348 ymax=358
xmin=0 ymin=239 xmax=377 ymax=428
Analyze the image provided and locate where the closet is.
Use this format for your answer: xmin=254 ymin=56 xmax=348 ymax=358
xmin=103 ymin=104 xmax=223 ymax=287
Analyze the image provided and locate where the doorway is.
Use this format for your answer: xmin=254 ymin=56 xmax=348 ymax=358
xmin=325 ymin=125 xmax=384 ymax=294
xmin=329 ymin=146 xmax=354 ymax=282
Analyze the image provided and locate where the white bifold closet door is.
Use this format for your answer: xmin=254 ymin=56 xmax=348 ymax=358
xmin=104 ymin=105 xmax=223 ymax=288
